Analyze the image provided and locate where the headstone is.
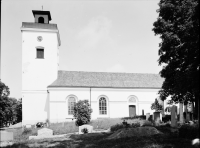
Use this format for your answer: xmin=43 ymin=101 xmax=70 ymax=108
xmin=153 ymin=112 xmax=160 ymax=122
xmin=179 ymin=102 xmax=184 ymax=124
xmin=79 ymin=124 xmax=93 ymax=134
xmin=26 ymin=124 xmax=32 ymax=128
xmin=142 ymin=110 xmax=144 ymax=116
xmin=0 ymin=131 xmax=13 ymax=141
xmin=171 ymin=105 xmax=177 ymax=127
xmin=37 ymin=128 xmax=53 ymax=137
xmin=186 ymin=112 xmax=191 ymax=122
xmin=153 ymin=112 xmax=161 ymax=126
xmin=146 ymin=113 xmax=150 ymax=120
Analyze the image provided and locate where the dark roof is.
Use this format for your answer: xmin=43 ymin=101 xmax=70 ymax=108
xmin=48 ymin=71 xmax=164 ymax=89
xmin=32 ymin=10 xmax=52 ymax=21
xmin=22 ymin=22 xmax=58 ymax=30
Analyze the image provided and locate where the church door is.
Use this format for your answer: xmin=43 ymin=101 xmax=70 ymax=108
xmin=129 ymin=105 xmax=136 ymax=117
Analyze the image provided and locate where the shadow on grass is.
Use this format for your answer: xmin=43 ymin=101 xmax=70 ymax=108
xmin=2 ymin=130 xmax=195 ymax=148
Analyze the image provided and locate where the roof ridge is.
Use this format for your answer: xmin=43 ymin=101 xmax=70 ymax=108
xmin=58 ymin=70 xmax=160 ymax=75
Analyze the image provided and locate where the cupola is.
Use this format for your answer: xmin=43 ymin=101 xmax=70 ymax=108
xmin=32 ymin=10 xmax=52 ymax=24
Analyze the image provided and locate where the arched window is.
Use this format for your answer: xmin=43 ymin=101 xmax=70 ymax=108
xmin=129 ymin=97 xmax=136 ymax=103
xmin=68 ymin=97 xmax=76 ymax=115
xmin=99 ymin=97 xmax=107 ymax=115
xmin=38 ymin=17 xmax=44 ymax=23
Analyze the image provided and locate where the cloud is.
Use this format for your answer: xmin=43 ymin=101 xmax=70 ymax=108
xmin=78 ymin=16 xmax=112 ymax=50
xmin=106 ymin=64 xmax=125 ymax=73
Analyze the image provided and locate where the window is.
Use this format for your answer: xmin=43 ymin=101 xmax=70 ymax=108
xmin=99 ymin=97 xmax=107 ymax=115
xmin=129 ymin=97 xmax=136 ymax=103
xmin=38 ymin=17 xmax=44 ymax=23
xmin=36 ymin=48 xmax=44 ymax=59
xmin=68 ymin=97 xmax=76 ymax=115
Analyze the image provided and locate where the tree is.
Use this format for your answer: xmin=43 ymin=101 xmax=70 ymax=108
xmin=152 ymin=0 xmax=199 ymax=121
xmin=151 ymin=99 xmax=163 ymax=112
xmin=73 ymin=100 xmax=92 ymax=126
xmin=0 ymin=80 xmax=22 ymax=127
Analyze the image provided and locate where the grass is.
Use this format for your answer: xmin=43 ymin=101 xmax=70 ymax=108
xmin=3 ymin=129 xmax=195 ymax=148
xmin=2 ymin=118 xmax=199 ymax=148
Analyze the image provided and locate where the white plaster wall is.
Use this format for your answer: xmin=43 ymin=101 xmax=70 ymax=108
xmin=22 ymin=30 xmax=59 ymax=91
xmin=22 ymin=91 xmax=48 ymax=125
xmin=48 ymin=87 xmax=161 ymax=122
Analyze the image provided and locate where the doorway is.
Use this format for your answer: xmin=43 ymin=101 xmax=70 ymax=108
xmin=129 ymin=105 xmax=136 ymax=117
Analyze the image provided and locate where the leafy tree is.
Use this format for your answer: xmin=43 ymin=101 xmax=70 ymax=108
xmin=0 ymin=79 xmax=10 ymax=98
xmin=0 ymin=80 xmax=22 ymax=127
xmin=151 ymin=99 xmax=163 ymax=112
xmin=153 ymin=0 xmax=199 ymax=120
xmin=73 ymin=100 xmax=92 ymax=126
xmin=16 ymin=98 xmax=22 ymax=123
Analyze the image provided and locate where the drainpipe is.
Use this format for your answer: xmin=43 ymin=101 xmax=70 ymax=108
xmin=90 ymin=87 xmax=91 ymax=107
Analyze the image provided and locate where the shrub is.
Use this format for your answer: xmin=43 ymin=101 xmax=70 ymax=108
xmin=110 ymin=123 xmax=124 ymax=132
xmin=36 ymin=122 xmax=45 ymax=128
xmin=162 ymin=115 xmax=171 ymax=123
xmin=73 ymin=100 xmax=93 ymax=126
xmin=151 ymin=98 xmax=163 ymax=112
xmin=122 ymin=115 xmax=146 ymax=120
xmin=131 ymin=122 xmax=140 ymax=128
xmin=22 ymin=128 xmax=32 ymax=135
xmin=148 ymin=115 xmax=153 ymax=122
xmin=140 ymin=120 xmax=153 ymax=127
xmin=179 ymin=124 xmax=199 ymax=139
xmin=81 ymin=128 xmax=88 ymax=134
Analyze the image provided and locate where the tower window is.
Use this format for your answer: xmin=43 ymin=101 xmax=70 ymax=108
xmin=38 ymin=17 xmax=44 ymax=23
xmin=36 ymin=48 xmax=44 ymax=59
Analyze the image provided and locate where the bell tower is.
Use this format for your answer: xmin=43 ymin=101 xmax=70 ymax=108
xmin=21 ymin=10 xmax=61 ymax=125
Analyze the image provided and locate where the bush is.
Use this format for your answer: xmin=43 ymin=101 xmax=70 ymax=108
xmin=148 ymin=115 xmax=153 ymax=122
xmin=162 ymin=115 xmax=171 ymax=123
xmin=122 ymin=115 xmax=146 ymax=120
xmin=131 ymin=122 xmax=140 ymax=128
xmin=110 ymin=123 xmax=124 ymax=132
xmin=140 ymin=120 xmax=153 ymax=127
xmin=179 ymin=124 xmax=199 ymax=139
xmin=36 ymin=122 xmax=45 ymax=128
xmin=81 ymin=128 xmax=88 ymax=134
xmin=73 ymin=100 xmax=92 ymax=126
xmin=22 ymin=128 xmax=32 ymax=135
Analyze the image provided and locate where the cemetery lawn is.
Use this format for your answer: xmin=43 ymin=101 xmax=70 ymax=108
xmin=3 ymin=118 xmax=198 ymax=148
xmin=2 ymin=126 xmax=194 ymax=148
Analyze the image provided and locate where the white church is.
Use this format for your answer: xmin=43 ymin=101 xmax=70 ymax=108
xmin=21 ymin=10 xmax=165 ymax=125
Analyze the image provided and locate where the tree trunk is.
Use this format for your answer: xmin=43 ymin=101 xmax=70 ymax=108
xmin=194 ymin=94 xmax=199 ymax=121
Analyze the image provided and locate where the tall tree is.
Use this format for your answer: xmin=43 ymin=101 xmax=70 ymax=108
xmin=153 ymin=0 xmax=199 ymax=120
xmin=0 ymin=80 xmax=22 ymax=127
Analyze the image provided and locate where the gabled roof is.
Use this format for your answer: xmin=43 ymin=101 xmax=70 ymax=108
xmin=48 ymin=71 xmax=164 ymax=89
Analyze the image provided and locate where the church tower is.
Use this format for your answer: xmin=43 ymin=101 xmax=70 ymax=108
xmin=21 ymin=10 xmax=61 ymax=125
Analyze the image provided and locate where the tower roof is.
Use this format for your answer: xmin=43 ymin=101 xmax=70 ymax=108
xmin=32 ymin=10 xmax=52 ymax=21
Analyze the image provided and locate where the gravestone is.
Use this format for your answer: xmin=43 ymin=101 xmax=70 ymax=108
xmin=79 ymin=124 xmax=93 ymax=134
xmin=153 ymin=112 xmax=160 ymax=121
xmin=146 ymin=113 xmax=150 ymax=120
xmin=0 ymin=131 xmax=13 ymax=141
xmin=179 ymin=102 xmax=184 ymax=124
xmin=186 ymin=112 xmax=191 ymax=122
xmin=142 ymin=110 xmax=144 ymax=116
xmin=26 ymin=124 xmax=32 ymax=128
xmin=171 ymin=105 xmax=177 ymax=127
xmin=37 ymin=128 xmax=53 ymax=137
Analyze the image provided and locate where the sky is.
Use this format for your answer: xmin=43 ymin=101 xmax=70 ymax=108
xmin=1 ymin=0 xmax=162 ymax=99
